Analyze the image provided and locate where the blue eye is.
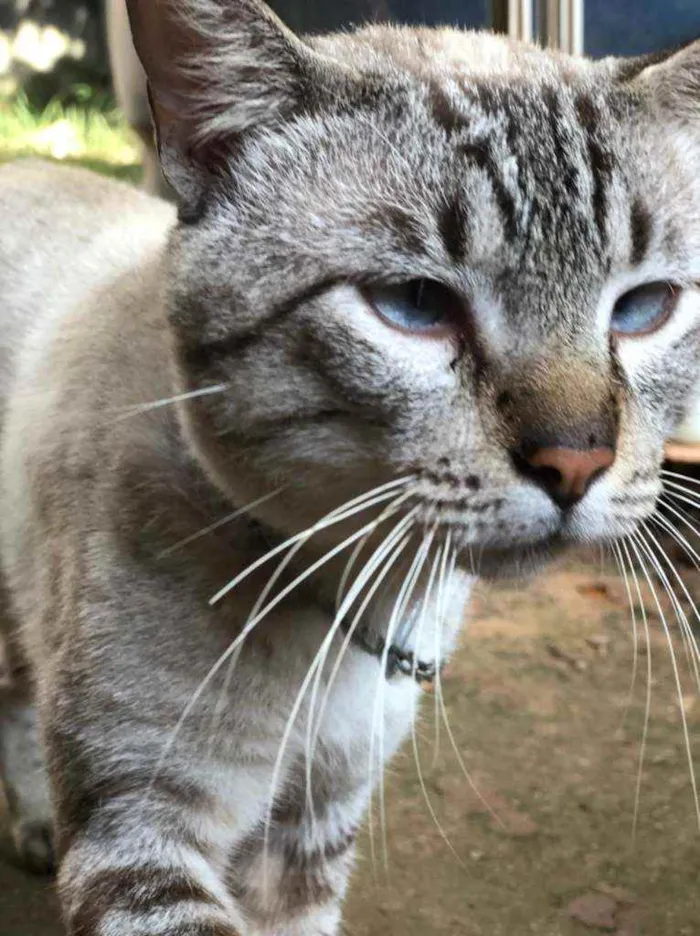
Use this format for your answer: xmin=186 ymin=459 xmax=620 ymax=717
xmin=611 ymin=282 xmax=678 ymax=336
xmin=367 ymin=280 xmax=458 ymax=333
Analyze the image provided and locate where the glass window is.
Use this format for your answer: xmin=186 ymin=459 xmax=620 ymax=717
xmin=269 ymin=0 xmax=490 ymax=34
xmin=585 ymin=0 xmax=700 ymax=57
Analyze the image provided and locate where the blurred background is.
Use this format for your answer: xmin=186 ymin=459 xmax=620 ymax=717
xmin=2 ymin=2 xmax=700 ymax=935
xmin=2 ymin=0 xmax=700 ymax=182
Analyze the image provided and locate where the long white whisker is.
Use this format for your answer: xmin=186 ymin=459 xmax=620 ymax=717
xmin=661 ymin=468 xmax=700 ymax=488
xmin=658 ymin=495 xmax=700 ymax=538
xmin=629 ymin=531 xmax=700 ymax=830
xmin=378 ymin=527 xmax=435 ymax=874
xmin=335 ymin=527 xmax=374 ymax=612
xmin=114 ymin=383 xmax=229 ymax=419
xmin=660 ymin=479 xmax=700 ymax=511
xmin=206 ymin=488 xmax=315 ymax=752
xmin=641 ymin=514 xmax=700 ymax=687
xmin=305 ymin=523 xmax=418 ymax=782
xmin=158 ymin=486 xmax=286 ymax=558
xmin=261 ymin=507 xmax=420 ymax=895
xmin=209 ymin=478 xmax=414 ymax=605
xmin=435 ymin=542 xmax=506 ymax=830
xmin=656 ymin=499 xmax=700 ymax=566
xmin=643 ymin=518 xmax=700 ymax=689
xmin=618 ymin=540 xmax=653 ymax=838
xmin=306 ymin=508 xmax=417 ymax=840
xmin=430 ymin=531 xmax=452 ymax=769
xmin=610 ymin=541 xmax=640 ymax=721
xmin=407 ymin=543 xmax=465 ymax=868
xmin=334 ymin=488 xmax=420 ymax=613
xmin=150 ymin=492 xmax=410 ymax=793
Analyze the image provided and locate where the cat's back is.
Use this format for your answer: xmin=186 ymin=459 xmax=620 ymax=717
xmin=0 ymin=160 xmax=175 ymax=410
xmin=0 ymin=162 xmax=181 ymax=643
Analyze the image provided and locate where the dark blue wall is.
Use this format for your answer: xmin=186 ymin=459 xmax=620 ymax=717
xmin=269 ymin=0 xmax=488 ymax=33
xmin=585 ymin=0 xmax=700 ymax=57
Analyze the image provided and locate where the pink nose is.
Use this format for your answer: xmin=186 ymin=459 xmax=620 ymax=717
xmin=519 ymin=446 xmax=615 ymax=509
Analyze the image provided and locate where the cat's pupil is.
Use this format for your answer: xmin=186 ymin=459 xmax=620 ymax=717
xmin=611 ymin=282 xmax=678 ymax=336
xmin=368 ymin=279 xmax=453 ymax=332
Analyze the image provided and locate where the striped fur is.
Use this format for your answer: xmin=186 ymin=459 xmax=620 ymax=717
xmin=1 ymin=1 xmax=700 ymax=933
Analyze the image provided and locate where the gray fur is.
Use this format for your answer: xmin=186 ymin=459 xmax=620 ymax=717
xmin=1 ymin=2 xmax=700 ymax=934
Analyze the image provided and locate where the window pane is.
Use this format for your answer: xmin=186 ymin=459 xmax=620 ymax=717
xmin=269 ymin=0 xmax=489 ymax=34
xmin=585 ymin=0 xmax=700 ymax=57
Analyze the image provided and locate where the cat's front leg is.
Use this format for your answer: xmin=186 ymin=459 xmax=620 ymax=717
xmin=46 ymin=725 xmax=249 ymax=936
xmin=56 ymin=782 xmax=350 ymax=936
xmin=47 ymin=724 xmax=350 ymax=936
xmin=230 ymin=833 xmax=353 ymax=936
xmin=228 ymin=781 xmax=361 ymax=936
xmin=57 ymin=805 xmax=247 ymax=936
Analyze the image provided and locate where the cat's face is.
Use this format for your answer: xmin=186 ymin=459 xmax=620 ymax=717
xmin=129 ymin=1 xmax=700 ymax=571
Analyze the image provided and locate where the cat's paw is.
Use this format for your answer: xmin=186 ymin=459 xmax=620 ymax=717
xmin=11 ymin=817 xmax=55 ymax=875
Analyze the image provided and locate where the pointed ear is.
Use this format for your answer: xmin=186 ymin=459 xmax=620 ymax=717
xmin=619 ymin=39 xmax=700 ymax=125
xmin=125 ymin=0 xmax=320 ymax=210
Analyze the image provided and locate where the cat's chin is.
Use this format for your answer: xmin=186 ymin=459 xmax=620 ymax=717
xmin=464 ymin=534 xmax=569 ymax=581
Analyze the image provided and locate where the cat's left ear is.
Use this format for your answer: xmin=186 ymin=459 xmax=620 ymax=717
xmin=125 ymin=0 xmax=341 ymax=212
xmin=617 ymin=39 xmax=700 ymax=124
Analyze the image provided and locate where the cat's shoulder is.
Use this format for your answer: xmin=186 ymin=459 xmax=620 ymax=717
xmin=0 ymin=158 xmax=171 ymax=213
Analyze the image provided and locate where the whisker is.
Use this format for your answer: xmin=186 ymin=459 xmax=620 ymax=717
xmin=369 ymin=527 xmax=434 ymax=874
xmin=113 ymin=382 xmax=229 ymax=419
xmin=306 ymin=524 xmax=426 ymax=878
xmin=660 ymin=479 xmax=700 ymax=512
xmin=629 ymin=531 xmax=700 ymax=831
xmin=661 ymin=468 xmax=700 ymax=488
xmin=610 ymin=541 xmax=640 ymax=721
xmin=209 ymin=477 xmax=414 ymax=606
xmin=334 ymin=482 xmax=421 ymax=613
xmin=643 ymin=518 xmax=700 ymax=689
xmin=158 ymin=486 xmax=286 ymax=558
xmin=149 ymin=491 xmax=411 ymax=795
xmin=305 ymin=524 xmax=420 ymax=765
xmin=658 ymin=494 xmax=700 ymax=537
xmin=656 ymin=497 xmax=700 ymax=564
xmin=262 ymin=509 xmax=420 ymax=896
xmin=407 ymin=543 xmax=465 ymax=868
xmin=430 ymin=540 xmax=505 ymax=829
xmin=302 ymin=511 xmax=419 ymax=829
xmin=618 ymin=540 xmax=653 ymax=839
xmin=335 ymin=526 xmax=375 ymax=613
xmin=430 ymin=532 xmax=452 ymax=769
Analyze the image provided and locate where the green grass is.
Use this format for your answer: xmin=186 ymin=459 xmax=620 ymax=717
xmin=0 ymin=93 xmax=142 ymax=182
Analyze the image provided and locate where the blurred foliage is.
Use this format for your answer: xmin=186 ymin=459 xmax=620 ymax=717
xmin=1 ymin=0 xmax=112 ymax=109
xmin=0 ymin=91 xmax=141 ymax=181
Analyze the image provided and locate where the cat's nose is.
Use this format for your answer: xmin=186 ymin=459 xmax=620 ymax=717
xmin=511 ymin=445 xmax=615 ymax=510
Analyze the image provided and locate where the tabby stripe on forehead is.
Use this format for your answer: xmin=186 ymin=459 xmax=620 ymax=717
xmin=428 ymin=82 xmax=518 ymax=242
xmin=574 ymin=95 xmax=615 ymax=249
xmin=69 ymin=866 xmax=232 ymax=936
xmin=543 ymin=88 xmax=581 ymax=197
xmin=460 ymin=141 xmax=518 ymax=241
xmin=439 ymin=195 xmax=470 ymax=264
xmin=629 ymin=198 xmax=652 ymax=266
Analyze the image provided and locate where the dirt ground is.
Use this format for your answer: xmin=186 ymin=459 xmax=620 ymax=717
xmin=2 ymin=546 xmax=700 ymax=936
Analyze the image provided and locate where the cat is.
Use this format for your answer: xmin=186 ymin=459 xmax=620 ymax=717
xmin=1 ymin=1 xmax=699 ymax=933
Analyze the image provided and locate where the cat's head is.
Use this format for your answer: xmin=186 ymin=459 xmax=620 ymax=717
xmin=128 ymin=0 xmax=700 ymax=572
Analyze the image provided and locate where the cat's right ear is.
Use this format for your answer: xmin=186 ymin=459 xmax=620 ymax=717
xmin=613 ymin=38 xmax=700 ymax=126
xmin=125 ymin=0 xmax=328 ymax=212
